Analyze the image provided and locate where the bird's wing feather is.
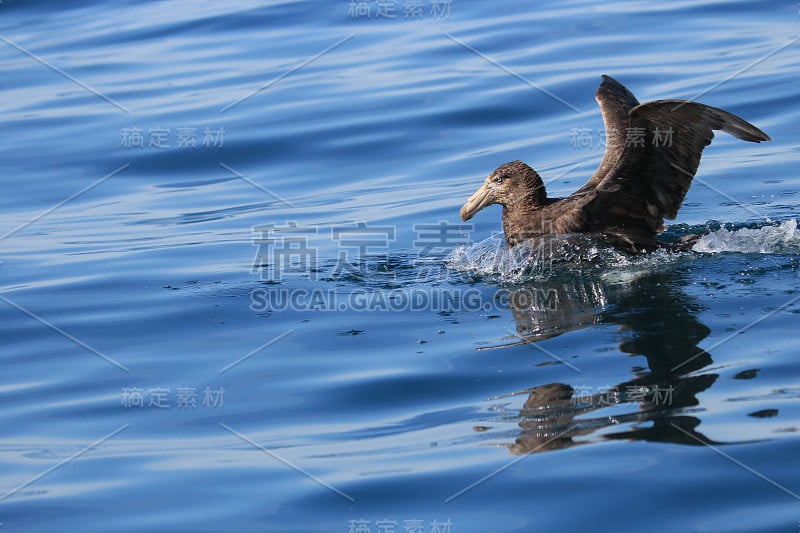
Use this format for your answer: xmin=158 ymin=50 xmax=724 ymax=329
xmin=573 ymin=75 xmax=640 ymax=195
xmin=577 ymin=100 xmax=769 ymax=247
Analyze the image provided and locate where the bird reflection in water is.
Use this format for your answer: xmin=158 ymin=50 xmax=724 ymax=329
xmin=477 ymin=267 xmax=724 ymax=455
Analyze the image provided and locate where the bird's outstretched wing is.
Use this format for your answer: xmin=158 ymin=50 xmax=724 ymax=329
xmin=580 ymin=99 xmax=770 ymax=248
xmin=574 ymin=74 xmax=640 ymax=194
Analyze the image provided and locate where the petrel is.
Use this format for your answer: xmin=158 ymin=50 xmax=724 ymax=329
xmin=459 ymin=75 xmax=770 ymax=251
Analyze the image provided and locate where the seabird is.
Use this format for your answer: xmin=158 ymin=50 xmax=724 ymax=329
xmin=459 ymin=75 xmax=770 ymax=251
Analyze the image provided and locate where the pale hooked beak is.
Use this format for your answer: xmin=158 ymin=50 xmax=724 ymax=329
xmin=459 ymin=181 xmax=495 ymax=221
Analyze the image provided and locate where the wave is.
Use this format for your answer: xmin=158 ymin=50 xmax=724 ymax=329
xmin=692 ymin=219 xmax=800 ymax=254
xmin=448 ymin=233 xmax=679 ymax=283
xmin=448 ymin=219 xmax=799 ymax=282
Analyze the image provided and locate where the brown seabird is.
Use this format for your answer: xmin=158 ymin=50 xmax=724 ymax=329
xmin=459 ymin=75 xmax=770 ymax=252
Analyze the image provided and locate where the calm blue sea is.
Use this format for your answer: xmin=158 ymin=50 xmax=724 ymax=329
xmin=2 ymin=1 xmax=799 ymax=531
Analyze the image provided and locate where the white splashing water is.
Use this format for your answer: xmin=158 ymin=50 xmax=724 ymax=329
xmin=692 ymin=219 xmax=800 ymax=254
xmin=447 ymin=233 xmax=679 ymax=283
xmin=448 ymin=220 xmax=799 ymax=282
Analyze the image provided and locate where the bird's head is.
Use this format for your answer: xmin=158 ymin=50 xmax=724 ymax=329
xmin=459 ymin=160 xmax=546 ymax=222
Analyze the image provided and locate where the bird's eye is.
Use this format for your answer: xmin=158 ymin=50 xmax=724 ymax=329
xmin=494 ymin=175 xmax=506 ymax=184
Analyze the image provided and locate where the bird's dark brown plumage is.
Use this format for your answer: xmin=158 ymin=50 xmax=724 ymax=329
xmin=459 ymin=75 xmax=770 ymax=252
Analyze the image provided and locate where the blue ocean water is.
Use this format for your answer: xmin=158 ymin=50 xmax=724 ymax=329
xmin=1 ymin=1 xmax=799 ymax=531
